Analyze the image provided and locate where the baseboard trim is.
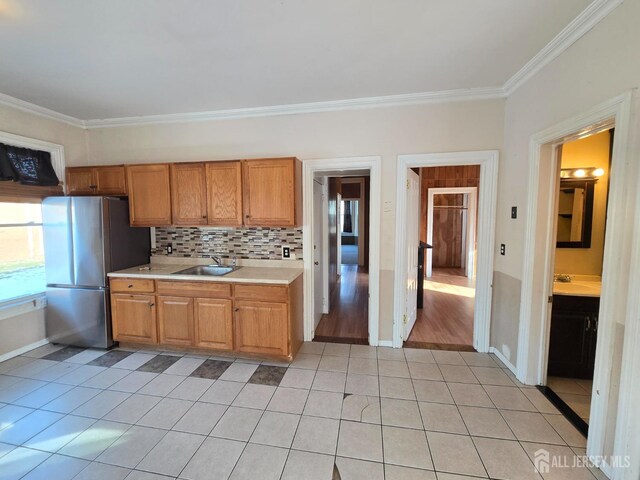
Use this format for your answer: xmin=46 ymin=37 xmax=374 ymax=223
xmin=0 ymin=338 xmax=49 ymax=363
xmin=404 ymin=341 xmax=476 ymax=352
xmin=312 ymin=336 xmax=369 ymax=345
xmin=489 ymin=346 xmax=517 ymax=375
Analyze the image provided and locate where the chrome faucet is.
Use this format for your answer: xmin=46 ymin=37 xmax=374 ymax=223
xmin=211 ymin=255 xmax=223 ymax=265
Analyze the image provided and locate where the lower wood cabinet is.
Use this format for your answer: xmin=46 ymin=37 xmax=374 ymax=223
xmin=111 ymin=293 xmax=157 ymax=344
xmin=234 ymin=300 xmax=289 ymax=356
xmin=110 ymin=276 xmax=302 ymax=359
xmin=157 ymin=296 xmax=194 ymax=346
xmin=194 ymin=298 xmax=234 ymax=351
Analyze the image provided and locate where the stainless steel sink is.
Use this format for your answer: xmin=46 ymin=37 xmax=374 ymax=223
xmin=173 ymin=265 xmax=240 ymax=276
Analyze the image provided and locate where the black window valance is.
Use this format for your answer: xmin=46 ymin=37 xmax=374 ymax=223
xmin=0 ymin=143 xmax=59 ymax=186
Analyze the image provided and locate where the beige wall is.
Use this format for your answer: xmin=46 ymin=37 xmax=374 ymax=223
xmin=0 ymin=309 xmax=45 ymax=358
xmin=554 ymin=130 xmax=610 ymax=276
xmin=86 ymin=101 xmax=506 ymax=341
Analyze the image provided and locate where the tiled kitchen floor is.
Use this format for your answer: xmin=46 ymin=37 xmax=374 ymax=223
xmin=0 ymin=342 xmax=605 ymax=480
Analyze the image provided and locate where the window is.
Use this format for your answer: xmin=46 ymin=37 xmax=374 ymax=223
xmin=0 ymin=202 xmax=45 ymax=303
xmin=340 ymin=200 xmax=358 ymax=236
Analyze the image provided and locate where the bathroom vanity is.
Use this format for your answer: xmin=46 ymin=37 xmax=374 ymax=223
xmin=547 ymin=279 xmax=601 ymax=379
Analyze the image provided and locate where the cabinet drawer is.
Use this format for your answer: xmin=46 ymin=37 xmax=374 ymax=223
xmin=111 ymin=278 xmax=156 ymax=293
xmin=156 ymin=281 xmax=231 ymax=298
xmin=233 ymin=284 xmax=288 ymax=302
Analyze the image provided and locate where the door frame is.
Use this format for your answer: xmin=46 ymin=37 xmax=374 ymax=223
xmin=303 ymin=156 xmax=382 ymax=346
xmin=516 ymin=92 xmax=640 ymax=473
xmin=426 ymin=186 xmax=478 ymax=279
xmin=393 ymin=151 xmax=498 ymax=351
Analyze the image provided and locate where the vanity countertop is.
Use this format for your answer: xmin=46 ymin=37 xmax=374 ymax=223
xmin=553 ymin=275 xmax=601 ymax=297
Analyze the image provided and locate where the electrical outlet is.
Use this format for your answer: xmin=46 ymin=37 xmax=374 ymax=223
xmin=167 ymin=243 xmax=173 ymax=254
xmin=281 ymin=246 xmax=291 ymax=259
xmin=511 ymin=206 xmax=517 ymax=219
xmin=500 ymin=244 xmax=506 ymax=256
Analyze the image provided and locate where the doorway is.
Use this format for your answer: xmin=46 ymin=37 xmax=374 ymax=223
xmin=541 ymin=129 xmax=612 ymax=436
xmin=517 ymin=92 xmax=639 ymax=473
xmin=407 ymin=171 xmax=479 ymax=349
xmin=393 ymin=151 xmax=498 ymax=352
xmin=314 ymin=176 xmax=370 ymax=344
xmin=302 ymin=156 xmax=382 ymax=346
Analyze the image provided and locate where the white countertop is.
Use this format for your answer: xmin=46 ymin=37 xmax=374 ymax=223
xmin=553 ymin=275 xmax=601 ymax=297
xmin=108 ymin=261 xmax=303 ymax=285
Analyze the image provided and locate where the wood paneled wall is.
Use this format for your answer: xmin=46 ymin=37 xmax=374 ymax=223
xmin=420 ymin=165 xmax=480 ymax=270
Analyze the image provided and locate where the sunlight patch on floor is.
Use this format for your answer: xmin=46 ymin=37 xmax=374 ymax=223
xmin=423 ymin=280 xmax=476 ymax=298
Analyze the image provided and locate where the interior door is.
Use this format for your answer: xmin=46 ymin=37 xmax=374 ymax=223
xmin=313 ymin=179 xmax=325 ymax=328
xmin=404 ymin=169 xmax=420 ymax=339
xmin=336 ymin=193 xmax=342 ymax=268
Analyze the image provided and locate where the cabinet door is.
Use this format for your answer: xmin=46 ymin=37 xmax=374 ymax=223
xmin=66 ymin=168 xmax=96 ymax=195
xmin=95 ymin=166 xmax=127 ymax=195
xmin=157 ymin=296 xmax=194 ymax=346
xmin=243 ymin=158 xmax=298 ymax=226
xmin=126 ymin=164 xmax=172 ymax=226
xmin=548 ymin=311 xmax=592 ymax=378
xmin=234 ymin=300 xmax=288 ymax=356
xmin=171 ymin=163 xmax=208 ymax=225
xmin=206 ymin=161 xmax=243 ymax=226
xmin=111 ymin=293 xmax=157 ymax=344
xmin=194 ymin=298 xmax=233 ymax=351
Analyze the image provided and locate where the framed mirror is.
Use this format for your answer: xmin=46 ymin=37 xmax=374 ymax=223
xmin=556 ymin=179 xmax=595 ymax=248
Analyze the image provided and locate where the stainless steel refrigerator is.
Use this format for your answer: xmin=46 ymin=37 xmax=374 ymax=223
xmin=42 ymin=197 xmax=150 ymax=348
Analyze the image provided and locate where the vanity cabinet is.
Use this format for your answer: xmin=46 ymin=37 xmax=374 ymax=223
xmin=66 ymin=166 xmax=127 ymax=196
xmin=126 ymin=164 xmax=172 ymax=226
xmin=548 ymin=295 xmax=599 ymax=379
xmin=109 ymin=276 xmax=302 ymax=359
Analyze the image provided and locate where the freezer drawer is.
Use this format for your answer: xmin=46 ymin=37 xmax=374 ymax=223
xmin=46 ymin=286 xmax=113 ymax=348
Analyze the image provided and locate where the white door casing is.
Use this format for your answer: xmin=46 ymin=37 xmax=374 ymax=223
xmin=393 ymin=151 xmax=498 ymax=351
xmin=404 ymin=169 xmax=420 ymax=340
xmin=302 ymin=156 xmax=382 ymax=346
xmin=313 ymin=179 xmax=325 ymax=328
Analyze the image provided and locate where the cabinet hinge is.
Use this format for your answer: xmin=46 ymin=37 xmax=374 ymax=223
xmin=548 ymin=295 xmax=553 ymax=304
xmin=403 ymin=314 xmax=408 ymax=325
xmin=406 ymin=180 xmax=410 ymax=189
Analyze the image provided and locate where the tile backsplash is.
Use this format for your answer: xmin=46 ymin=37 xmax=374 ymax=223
xmin=153 ymin=227 xmax=303 ymax=260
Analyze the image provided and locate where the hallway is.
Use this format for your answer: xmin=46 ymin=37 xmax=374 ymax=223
xmin=407 ymin=268 xmax=475 ymax=349
xmin=314 ymin=265 xmax=368 ymax=344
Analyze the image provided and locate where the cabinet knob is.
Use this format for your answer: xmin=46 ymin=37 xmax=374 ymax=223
xmin=149 ymin=302 xmax=155 ymax=307
xmin=127 ymin=284 xmax=133 ymax=288
xmin=234 ymin=308 xmax=239 ymax=312
xmin=202 ymin=215 xmax=207 ymax=219
xmin=245 ymin=215 xmax=251 ymax=218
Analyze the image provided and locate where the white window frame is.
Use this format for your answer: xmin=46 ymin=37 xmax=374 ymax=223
xmin=0 ymin=130 xmax=65 ymax=316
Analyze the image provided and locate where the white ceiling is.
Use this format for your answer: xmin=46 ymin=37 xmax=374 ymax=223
xmin=0 ymin=0 xmax=593 ymax=121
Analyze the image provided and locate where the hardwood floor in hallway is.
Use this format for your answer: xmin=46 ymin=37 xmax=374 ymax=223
xmin=314 ymin=265 xmax=368 ymax=343
xmin=406 ymin=267 xmax=475 ymax=349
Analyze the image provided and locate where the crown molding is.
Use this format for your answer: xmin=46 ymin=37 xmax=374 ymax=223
xmin=0 ymin=91 xmax=85 ymax=128
xmin=83 ymin=87 xmax=505 ymax=128
xmin=503 ymin=0 xmax=624 ymax=96
xmin=0 ymin=0 xmax=622 ymax=128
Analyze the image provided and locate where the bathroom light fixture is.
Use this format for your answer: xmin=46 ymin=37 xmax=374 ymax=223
xmin=560 ymin=167 xmax=604 ymax=180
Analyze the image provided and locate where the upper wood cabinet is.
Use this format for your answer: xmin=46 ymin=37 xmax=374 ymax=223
xmin=171 ymin=163 xmax=208 ymax=225
xmin=66 ymin=166 xmax=127 ymax=196
xmin=126 ymin=164 xmax=172 ymax=226
xmin=206 ymin=161 xmax=243 ymax=226
xmin=242 ymin=157 xmax=301 ymax=227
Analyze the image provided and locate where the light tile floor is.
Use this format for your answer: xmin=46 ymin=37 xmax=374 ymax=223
xmin=547 ymin=376 xmax=592 ymax=423
xmin=0 ymin=342 xmax=605 ymax=480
